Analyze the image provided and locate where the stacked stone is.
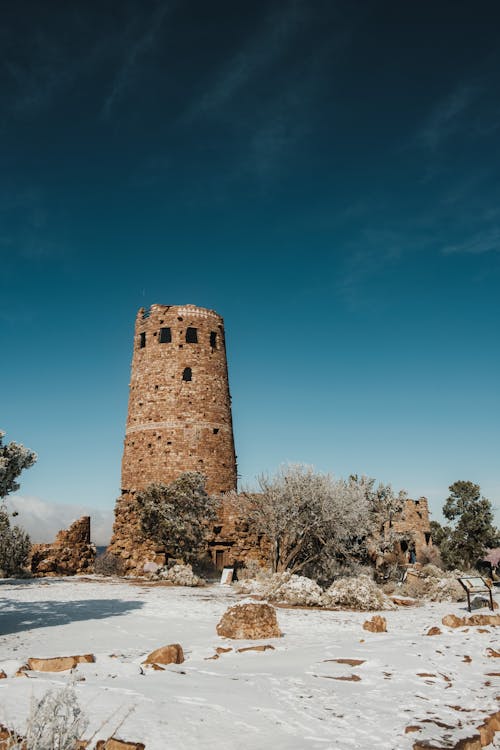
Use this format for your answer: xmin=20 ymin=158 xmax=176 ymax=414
xmin=109 ymin=304 xmax=238 ymax=574
xmin=30 ymin=516 xmax=95 ymax=576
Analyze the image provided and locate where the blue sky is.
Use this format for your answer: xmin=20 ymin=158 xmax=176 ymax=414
xmin=1 ymin=0 xmax=499 ymax=541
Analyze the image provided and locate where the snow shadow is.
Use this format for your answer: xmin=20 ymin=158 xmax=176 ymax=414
xmin=0 ymin=598 xmax=144 ymax=635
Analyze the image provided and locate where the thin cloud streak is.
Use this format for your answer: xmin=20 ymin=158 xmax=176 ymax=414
xmin=418 ymin=82 xmax=479 ymax=150
xmin=186 ymin=0 xmax=306 ymax=120
xmin=442 ymin=227 xmax=500 ymax=255
xmin=101 ymin=2 xmax=172 ymax=119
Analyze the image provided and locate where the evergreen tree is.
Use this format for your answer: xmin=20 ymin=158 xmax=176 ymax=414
xmin=433 ymin=481 xmax=499 ymax=569
xmin=138 ymin=472 xmax=218 ymax=563
xmin=0 ymin=430 xmax=37 ymax=498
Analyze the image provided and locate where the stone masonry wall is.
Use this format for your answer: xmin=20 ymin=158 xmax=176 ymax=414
xmin=110 ymin=304 xmax=238 ymax=573
xmin=30 ymin=516 xmax=95 ymax=576
xmin=385 ymin=497 xmax=432 ymax=560
xmin=120 ymin=304 xmax=237 ymax=495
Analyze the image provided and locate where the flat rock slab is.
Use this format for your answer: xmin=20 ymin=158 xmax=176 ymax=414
xmin=26 ymin=654 xmax=95 ymax=672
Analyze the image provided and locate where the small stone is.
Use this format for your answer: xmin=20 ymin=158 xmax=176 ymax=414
xmin=442 ymin=614 xmax=464 ymax=628
xmin=236 ymin=644 xmax=275 ymax=653
xmin=143 ymin=644 xmax=184 ymax=665
xmin=362 ymin=616 xmax=387 ymax=633
xmin=425 ymin=627 xmax=442 ymax=636
xmin=0 ymin=671 xmax=6 ymax=679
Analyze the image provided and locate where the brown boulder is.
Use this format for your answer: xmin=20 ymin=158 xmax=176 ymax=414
xmin=467 ymin=613 xmax=500 ymax=626
xmin=216 ymin=603 xmax=282 ymax=640
xmin=442 ymin=614 xmax=465 ymax=628
xmin=442 ymin=613 xmax=500 ymax=629
xmin=27 ymin=654 xmax=95 ymax=672
xmin=425 ymin=627 xmax=442 ymax=636
xmin=362 ymin=616 xmax=387 ymax=633
xmin=487 ymin=648 xmax=500 ymax=658
xmin=143 ymin=644 xmax=184 ymax=665
xmin=95 ymin=741 xmax=145 ymax=750
xmin=478 ymin=710 xmax=500 ymax=746
xmin=0 ymin=724 xmax=23 ymax=749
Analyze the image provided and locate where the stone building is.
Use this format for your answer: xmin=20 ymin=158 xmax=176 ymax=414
xmin=386 ymin=497 xmax=433 ymax=561
xmin=109 ymin=302 xmax=433 ymax=575
xmin=108 ymin=304 xmax=238 ymax=572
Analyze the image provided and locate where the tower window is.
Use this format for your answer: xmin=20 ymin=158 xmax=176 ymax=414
xmin=159 ymin=327 xmax=171 ymax=343
xmin=139 ymin=332 xmax=146 ymax=348
xmin=210 ymin=331 xmax=217 ymax=348
xmin=213 ymin=428 xmax=219 ymax=434
xmin=182 ymin=367 xmax=192 ymax=382
xmin=186 ymin=327 xmax=198 ymax=343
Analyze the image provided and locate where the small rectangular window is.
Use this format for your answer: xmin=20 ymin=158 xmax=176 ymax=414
xmin=139 ymin=332 xmax=146 ymax=348
xmin=159 ymin=327 xmax=171 ymax=343
xmin=186 ymin=327 xmax=198 ymax=343
xmin=210 ymin=331 xmax=217 ymax=348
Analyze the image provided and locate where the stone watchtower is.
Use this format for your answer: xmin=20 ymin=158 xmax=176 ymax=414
xmin=108 ymin=303 xmax=237 ymax=571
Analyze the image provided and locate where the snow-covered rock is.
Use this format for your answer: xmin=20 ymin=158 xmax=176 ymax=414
xmin=216 ymin=602 xmax=282 ymax=640
xmin=237 ymin=571 xmax=323 ymax=606
xmin=321 ymin=574 xmax=397 ymax=611
xmin=157 ymin=563 xmax=201 ymax=586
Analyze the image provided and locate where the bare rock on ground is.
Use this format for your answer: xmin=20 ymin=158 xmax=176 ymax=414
xmin=362 ymin=615 xmax=387 ymax=633
xmin=143 ymin=644 xmax=184 ymax=665
xmin=95 ymin=740 xmax=145 ymax=750
xmin=216 ymin=602 xmax=282 ymax=640
xmin=442 ymin=613 xmax=500 ymax=629
xmin=26 ymin=654 xmax=95 ymax=672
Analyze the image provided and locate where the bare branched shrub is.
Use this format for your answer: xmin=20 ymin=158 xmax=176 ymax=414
xmin=231 ymin=465 xmax=371 ymax=577
xmin=94 ymin=551 xmax=125 ymax=577
xmin=12 ymin=685 xmax=88 ymax=750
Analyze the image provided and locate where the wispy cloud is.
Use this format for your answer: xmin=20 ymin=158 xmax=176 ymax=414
xmin=6 ymin=495 xmax=113 ymax=546
xmin=186 ymin=0 xmax=306 ymax=120
xmin=102 ymin=2 xmax=172 ymax=118
xmin=418 ymin=82 xmax=479 ymax=150
xmin=442 ymin=227 xmax=500 ymax=255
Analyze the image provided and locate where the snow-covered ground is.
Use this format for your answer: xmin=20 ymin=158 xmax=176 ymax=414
xmin=0 ymin=577 xmax=498 ymax=749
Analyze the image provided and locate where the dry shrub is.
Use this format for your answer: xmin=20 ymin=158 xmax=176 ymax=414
xmin=321 ymin=574 xmax=397 ymax=611
xmin=94 ymin=551 xmax=125 ymax=577
xmin=158 ymin=563 xmax=201 ymax=586
xmin=237 ymin=571 xmax=323 ymax=606
xmin=11 ymin=685 xmax=88 ymax=750
xmin=400 ymin=564 xmax=466 ymax=602
xmin=418 ymin=546 xmax=444 ymax=568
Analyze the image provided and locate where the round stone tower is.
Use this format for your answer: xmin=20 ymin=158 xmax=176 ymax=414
xmin=109 ymin=303 xmax=237 ymax=572
xmin=121 ymin=303 xmax=237 ymax=495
